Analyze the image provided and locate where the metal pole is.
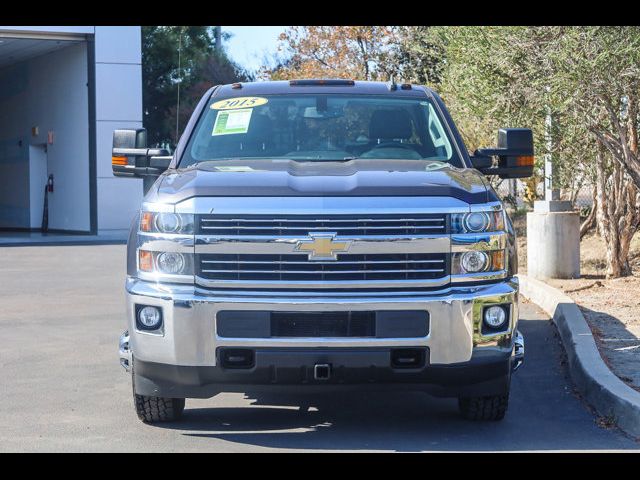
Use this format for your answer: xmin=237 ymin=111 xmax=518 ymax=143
xmin=544 ymin=87 xmax=560 ymax=201
xmin=175 ymin=28 xmax=183 ymax=145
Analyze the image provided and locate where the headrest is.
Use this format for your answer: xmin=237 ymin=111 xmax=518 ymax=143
xmin=369 ymin=109 xmax=413 ymax=140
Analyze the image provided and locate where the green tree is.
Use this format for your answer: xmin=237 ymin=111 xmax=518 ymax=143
xmin=142 ymin=26 xmax=216 ymax=146
xmin=262 ymin=26 xmax=400 ymax=81
xmin=166 ymin=52 xmax=253 ymax=142
xmin=544 ymin=26 xmax=640 ymax=276
xmin=427 ymin=26 xmax=640 ymax=277
xmin=391 ymin=26 xmax=445 ymax=85
xmin=142 ymin=26 xmax=252 ymax=147
xmin=261 ymin=26 xmax=445 ymax=86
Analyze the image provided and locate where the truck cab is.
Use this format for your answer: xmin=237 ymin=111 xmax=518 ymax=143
xmin=114 ymin=79 xmax=532 ymax=423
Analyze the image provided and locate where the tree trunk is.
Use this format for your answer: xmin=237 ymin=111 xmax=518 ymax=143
xmin=579 ymin=187 xmax=597 ymax=239
xmin=595 ymin=148 xmax=639 ymax=278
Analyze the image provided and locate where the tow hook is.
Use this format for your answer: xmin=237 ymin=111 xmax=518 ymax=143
xmin=119 ymin=330 xmax=131 ymax=372
xmin=314 ymin=363 xmax=331 ymax=380
xmin=512 ymin=330 xmax=524 ymax=372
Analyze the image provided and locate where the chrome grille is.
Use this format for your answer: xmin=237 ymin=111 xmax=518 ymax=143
xmin=197 ymin=214 xmax=448 ymax=236
xmin=197 ymin=253 xmax=449 ymax=282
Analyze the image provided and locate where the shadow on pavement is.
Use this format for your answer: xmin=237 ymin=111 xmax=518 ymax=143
xmin=152 ymin=314 xmax=639 ymax=451
xmin=579 ymin=306 xmax=640 ymax=392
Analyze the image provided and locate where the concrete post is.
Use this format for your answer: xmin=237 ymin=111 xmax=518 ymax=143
xmin=527 ymin=201 xmax=580 ymax=279
xmin=526 ymin=92 xmax=580 ymax=280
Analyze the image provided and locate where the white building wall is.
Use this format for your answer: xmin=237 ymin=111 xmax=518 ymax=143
xmin=94 ymin=26 xmax=143 ymax=234
xmin=0 ymin=25 xmax=144 ymax=234
xmin=0 ymin=42 xmax=90 ymax=231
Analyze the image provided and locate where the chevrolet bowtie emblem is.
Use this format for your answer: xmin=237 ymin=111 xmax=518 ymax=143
xmin=295 ymin=232 xmax=352 ymax=261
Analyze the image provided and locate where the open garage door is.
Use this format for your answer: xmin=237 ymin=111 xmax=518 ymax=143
xmin=0 ymin=34 xmax=91 ymax=235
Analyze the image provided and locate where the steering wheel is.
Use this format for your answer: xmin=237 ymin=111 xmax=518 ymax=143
xmin=370 ymin=141 xmax=416 ymax=150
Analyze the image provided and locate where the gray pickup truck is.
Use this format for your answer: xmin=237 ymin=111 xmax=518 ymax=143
xmin=113 ymin=79 xmax=533 ymax=424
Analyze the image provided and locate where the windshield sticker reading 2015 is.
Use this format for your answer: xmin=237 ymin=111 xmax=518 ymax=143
xmin=210 ymin=97 xmax=269 ymax=110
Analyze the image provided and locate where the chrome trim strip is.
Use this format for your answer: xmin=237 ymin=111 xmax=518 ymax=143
xmin=175 ymin=196 xmax=471 ymax=215
xmin=201 ymin=268 xmax=445 ymax=274
xmin=125 ymin=276 xmax=520 ymax=298
xmin=469 ymin=201 xmax=503 ymax=212
xmin=200 ymin=259 xmax=445 ymax=265
xmin=201 ymin=217 xmax=445 ymax=223
xmin=451 ymin=270 xmax=507 ymax=283
xmin=451 ymin=232 xmax=507 ymax=252
xmin=194 ymin=236 xmax=450 ymax=255
xmin=138 ymin=234 xmax=195 ymax=253
xmin=201 ymin=225 xmax=445 ymax=231
xmin=138 ymin=271 xmax=194 ymax=284
xmin=194 ymin=276 xmax=451 ymax=289
xmin=214 ymin=336 xmax=427 ymax=348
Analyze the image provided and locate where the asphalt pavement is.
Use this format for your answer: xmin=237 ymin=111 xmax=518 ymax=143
xmin=0 ymin=245 xmax=638 ymax=452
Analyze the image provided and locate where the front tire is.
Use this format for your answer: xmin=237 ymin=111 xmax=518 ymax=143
xmin=458 ymin=394 xmax=509 ymax=421
xmin=134 ymin=393 xmax=185 ymax=423
xmin=131 ymin=362 xmax=185 ymax=423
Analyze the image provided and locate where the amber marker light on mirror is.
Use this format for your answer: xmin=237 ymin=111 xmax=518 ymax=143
xmin=516 ymin=155 xmax=534 ymax=167
xmin=139 ymin=250 xmax=154 ymax=272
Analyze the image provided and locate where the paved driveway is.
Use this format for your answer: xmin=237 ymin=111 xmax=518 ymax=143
xmin=0 ymin=245 xmax=638 ymax=452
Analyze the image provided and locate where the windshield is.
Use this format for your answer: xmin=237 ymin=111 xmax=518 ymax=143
xmin=180 ymin=94 xmax=462 ymax=167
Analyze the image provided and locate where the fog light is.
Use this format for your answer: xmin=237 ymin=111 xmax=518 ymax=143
xmin=137 ymin=306 xmax=162 ymax=330
xmin=461 ymin=251 xmax=489 ymax=273
xmin=156 ymin=252 xmax=185 ymax=274
xmin=484 ymin=305 xmax=507 ymax=329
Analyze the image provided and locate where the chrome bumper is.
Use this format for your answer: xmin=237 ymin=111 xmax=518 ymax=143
xmin=121 ymin=276 xmax=521 ymax=368
xmin=512 ymin=329 xmax=524 ymax=372
xmin=119 ymin=330 xmax=131 ymax=372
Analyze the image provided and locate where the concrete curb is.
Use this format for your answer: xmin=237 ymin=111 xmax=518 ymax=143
xmin=519 ymin=275 xmax=640 ymax=438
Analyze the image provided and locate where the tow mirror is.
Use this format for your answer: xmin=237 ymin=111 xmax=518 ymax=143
xmin=111 ymin=128 xmax=172 ymax=178
xmin=470 ymin=128 xmax=534 ymax=179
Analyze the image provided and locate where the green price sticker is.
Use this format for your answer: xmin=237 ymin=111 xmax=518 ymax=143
xmin=212 ymin=108 xmax=253 ymax=136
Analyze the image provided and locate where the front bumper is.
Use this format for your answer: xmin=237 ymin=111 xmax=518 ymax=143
xmin=125 ymin=278 xmax=520 ymax=367
xmin=132 ymin=347 xmax=516 ymax=398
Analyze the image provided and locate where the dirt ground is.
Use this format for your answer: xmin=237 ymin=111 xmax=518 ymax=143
xmin=513 ymin=212 xmax=640 ymax=392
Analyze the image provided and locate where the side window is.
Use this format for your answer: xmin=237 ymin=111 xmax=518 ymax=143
xmin=428 ymin=104 xmax=453 ymax=159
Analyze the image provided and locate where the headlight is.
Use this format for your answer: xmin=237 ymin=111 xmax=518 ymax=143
xmin=452 ymin=210 xmax=504 ymax=233
xmin=156 ymin=252 xmax=185 ymax=274
xmin=138 ymin=250 xmax=193 ymax=276
xmin=139 ymin=211 xmax=194 ymax=234
xmin=452 ymin=250 xmax=505 ymax=275
xmin=464 ymin=212 xmax=490 ymax=232
xmin=155 ymin=213 xmax=181 ymax=233
xmin=460 ymin=251 xmax=489 ymax=273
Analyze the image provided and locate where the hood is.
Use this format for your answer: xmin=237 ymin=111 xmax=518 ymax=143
xmin=147 ymin=159 xmax=491 ymax=204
